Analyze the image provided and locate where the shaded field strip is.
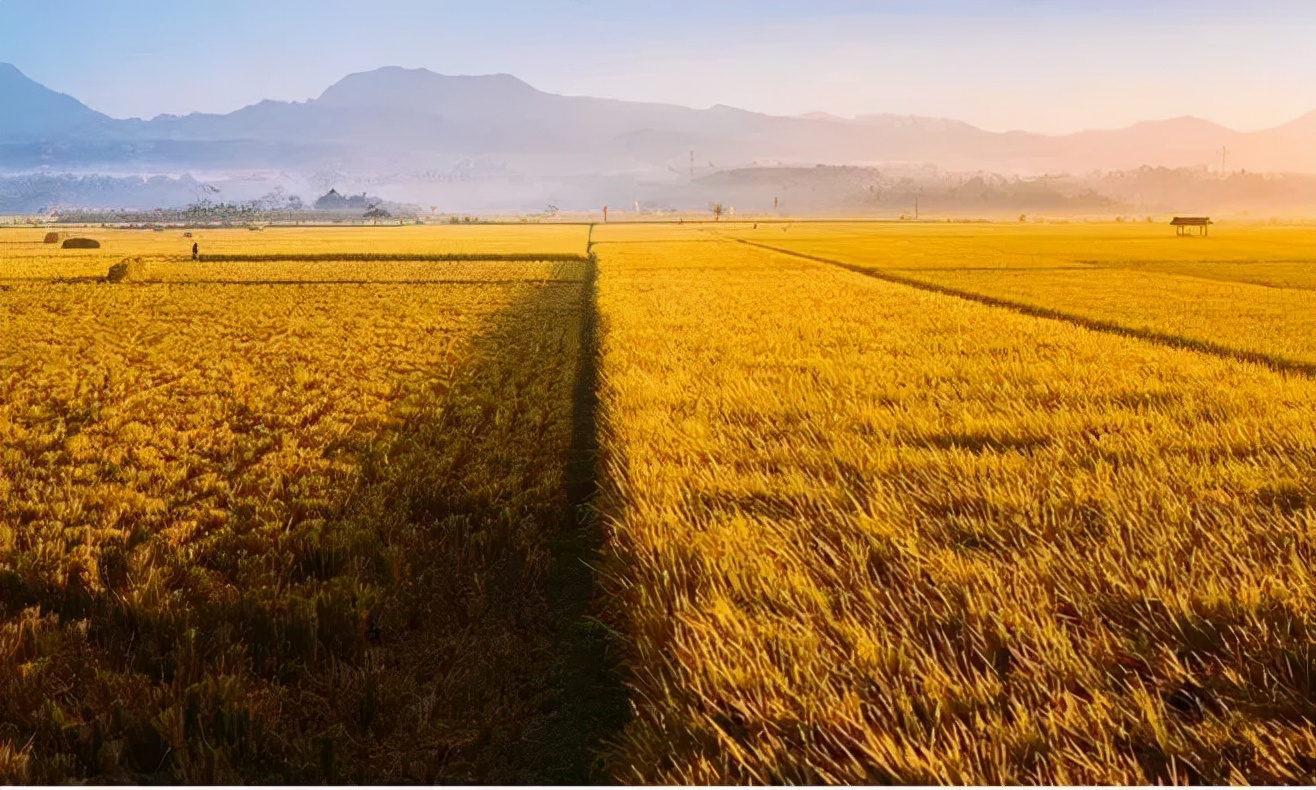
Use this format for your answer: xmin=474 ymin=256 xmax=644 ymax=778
xmin=130 ymin=278 xmax=582 ymax=287
xmin=197 ymin=253 xmax=590 ymax=263
xmin=738 ymin=238 xmax=1316 ymax=379
xmin=535 ymin=251 xmax=630 ymax=782
xmin=0 ymin=278 xmax=584 ymax=286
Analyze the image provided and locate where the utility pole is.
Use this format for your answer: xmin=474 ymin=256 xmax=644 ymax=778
xmin=914 ymin=194 xmax=919 ymax=220
xmin=1220 ymin=146 xmax=1230 ymax=174
xmin=689 ymin=150 xmax=695 ymax=180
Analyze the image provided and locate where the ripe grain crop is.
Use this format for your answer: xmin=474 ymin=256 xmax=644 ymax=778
xmin=593 ymin=234 xmax=1316 ymax=784
xmin=726 ymin=221 xmax=1314 ymax=276
xmin=727 ymin=223 xmax=1316 ymax=370
xmin=0 ymin=251 xmax=593 ymax=782
xmin=4 ymin=219 xmax=1314 ymax=784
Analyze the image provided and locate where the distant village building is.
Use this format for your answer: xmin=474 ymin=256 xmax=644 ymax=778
xmin=313 ymin=189 xmax=374 ymax=211
xmin=1170 ymin=216 xmax=1213 ymax=236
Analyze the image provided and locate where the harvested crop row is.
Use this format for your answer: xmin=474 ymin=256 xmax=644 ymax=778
xmin=0 ymin=224 xmax=591 ymax=281
xmin=594 ymin=236 xmax=1316 ymax=784
xmin=0 ymin=276 xmax=585 ymax=783
xmin=3 ymin=258 xmax=584 ymax=285
xmin=1 ymin=223 xmax=591 ymax=255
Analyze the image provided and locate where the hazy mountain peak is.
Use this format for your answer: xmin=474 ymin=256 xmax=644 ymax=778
xmin=799 ymin=111 xmax=850 ymax=122
xmin=0 ymin=62 xmax=66 ymax=99
xmin=315 ymin=66 xmax=540 ymax=111
xmin=0 ymin=61 xmax=111 ymax=140
xmin=1275 ymin=108 xmax=1316 ymax=133
xmin=1130 ymin=115 xmax=1226 ymax=131
xmin=708 ymin=103 xmax=767 ymax=117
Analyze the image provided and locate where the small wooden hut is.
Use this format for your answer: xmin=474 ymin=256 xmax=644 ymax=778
xmin=1170 ymin=216 xmax=1212 ymax=236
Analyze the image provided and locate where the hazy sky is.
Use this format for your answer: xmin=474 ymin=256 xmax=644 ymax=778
xmin=1 ymin=0 xmax=1313 ymax=134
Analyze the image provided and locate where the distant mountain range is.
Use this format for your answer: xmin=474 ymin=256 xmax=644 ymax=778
xmin=2 ymin=62 xmax=1313 ymax=211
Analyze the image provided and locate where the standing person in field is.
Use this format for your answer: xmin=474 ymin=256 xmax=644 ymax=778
xmin=191 ymin=241 xmax=199 ymax=261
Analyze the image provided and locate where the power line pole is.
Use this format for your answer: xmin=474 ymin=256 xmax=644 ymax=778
xmin=1220 ymin=146 xmax=1229 ymax=174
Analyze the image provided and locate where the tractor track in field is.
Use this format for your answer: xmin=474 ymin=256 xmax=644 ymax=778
xmin=737 ymin=238 xmax=1316 ymax=380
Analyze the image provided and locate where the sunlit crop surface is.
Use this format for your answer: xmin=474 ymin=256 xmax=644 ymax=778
xmin=594 ymin=229 xmax=1316 ymax=784
xmin=725 ymin=222 xmax=1316 ymax=368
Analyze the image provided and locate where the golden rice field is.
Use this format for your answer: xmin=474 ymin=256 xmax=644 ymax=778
xmin=1 ymin=220 xmax=1314 ymax=783
xmin=0 ymin=226 xmax=607 ymax=783
xmin=724 ymin=222 xmax=1316 ymax=371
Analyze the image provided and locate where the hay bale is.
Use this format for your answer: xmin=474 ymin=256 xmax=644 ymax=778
xmin=106 ymin=257 xmax=150 ymax=283
xmin=62 ymin=237 xmax=100 ymax=249
xmin=183 ymin=232 xmax=193 ymax=238
xmin=43 ymin=231 xmax=60 ymax=243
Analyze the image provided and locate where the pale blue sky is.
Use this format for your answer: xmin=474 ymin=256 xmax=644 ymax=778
xmin=1 ymin=0 xmax=1313 ymax=133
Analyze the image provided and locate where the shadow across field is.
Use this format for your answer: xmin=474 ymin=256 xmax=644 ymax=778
xmin=325 ymin=260 xmax=625 ymax=783
xmin=537 ymin=253 xmax=631 ymax=782
xmin=0 ymin=267 xmax=626 ymax=783
xmin=311 ymin=266 xmax=626 ymax=783
xmin=197 ymin=253 xmax=589 ymax=263
xmin=142 ymin=279 xmax=583 ymax=286
xmin=739 ymin=239 xmax=1316 ymax=379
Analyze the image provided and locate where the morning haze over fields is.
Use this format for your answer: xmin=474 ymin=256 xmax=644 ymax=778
xmin=1 ymin=0 xmax=1314 ymax=215
xmin=2 ymin=2 xmax=1316 ymax=786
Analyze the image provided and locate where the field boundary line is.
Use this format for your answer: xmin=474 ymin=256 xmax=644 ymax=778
xmin=737 ymin=238 xmax=1316 ymax=379
xmin=537 ymin=250 xmax=630 ymax=781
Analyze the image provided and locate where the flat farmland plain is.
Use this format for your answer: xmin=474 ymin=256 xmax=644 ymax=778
xmin=1 ymin=220 xmax=1314 ymax=783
